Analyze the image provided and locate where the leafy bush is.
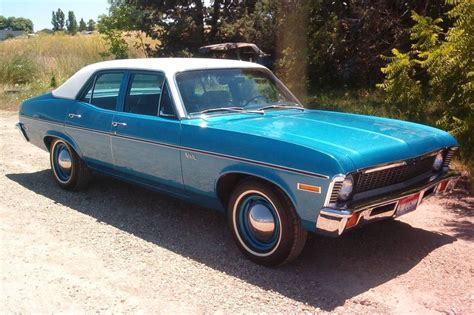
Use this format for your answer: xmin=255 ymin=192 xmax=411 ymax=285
xmin=378 ymin=0 xmax=473 ymax=172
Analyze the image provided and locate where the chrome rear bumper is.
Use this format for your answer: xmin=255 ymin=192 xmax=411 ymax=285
xmin=15 ymin=122 xmax=29 ymax=141
xmin=315 ymin=171 xmax=460 ymax=236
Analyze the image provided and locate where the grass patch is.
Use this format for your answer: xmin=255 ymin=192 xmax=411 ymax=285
xmin=0 ymin=33 xmax=147 ymax=111
xmin=305 ymin=89 xmax=391 ymax=117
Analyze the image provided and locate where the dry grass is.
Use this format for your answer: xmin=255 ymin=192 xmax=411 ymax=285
xmin=0 ymin=33 xmax=148 ymax=110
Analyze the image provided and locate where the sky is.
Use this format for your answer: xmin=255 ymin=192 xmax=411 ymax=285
xmin=0 ymin=0 xmax=110 ymax=31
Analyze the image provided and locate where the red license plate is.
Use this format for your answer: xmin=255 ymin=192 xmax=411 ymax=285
xmin=396 ymin=193 xmax=421 ymax=217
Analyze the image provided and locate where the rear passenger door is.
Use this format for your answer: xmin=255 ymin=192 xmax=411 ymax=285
xmin=65 ymin=71 xmax=125 ymax=171
xmin=110 ymin=71 xmax=184 ymax=194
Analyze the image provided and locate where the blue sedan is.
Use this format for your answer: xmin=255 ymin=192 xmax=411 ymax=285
xmin=16 ymin=58 xmax=460 ymax=265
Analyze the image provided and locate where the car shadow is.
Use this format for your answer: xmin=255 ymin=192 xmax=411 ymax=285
xmin=438 ymin=182 xmax=474 ymax=241
xmin=6 ymin=170 xmax=457 ymax=311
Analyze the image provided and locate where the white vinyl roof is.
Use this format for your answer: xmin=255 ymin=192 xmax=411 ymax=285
xmin=52 ymin=58 xmax=266 ymax=100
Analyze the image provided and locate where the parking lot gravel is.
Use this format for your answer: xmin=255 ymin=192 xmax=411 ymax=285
xmin=1 ymin=110 xmax=473 ymax=313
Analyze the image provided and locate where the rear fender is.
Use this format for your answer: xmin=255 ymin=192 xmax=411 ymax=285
xmin=44 ymin=130 xmax=83 ymax=158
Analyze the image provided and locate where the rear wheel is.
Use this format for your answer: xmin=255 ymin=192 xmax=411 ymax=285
xmin=50 ymin=139 xmax=90 ymax=191
xmin=228 ymin=178 xmax=307 ymax=266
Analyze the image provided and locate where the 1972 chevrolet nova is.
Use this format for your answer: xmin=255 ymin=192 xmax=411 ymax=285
xmin=17 ymin=58 xmax=460 ymax=265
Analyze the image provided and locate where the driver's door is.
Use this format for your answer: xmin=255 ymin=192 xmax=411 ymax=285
xmin=110 ymin=71 xmax=184 ymax=194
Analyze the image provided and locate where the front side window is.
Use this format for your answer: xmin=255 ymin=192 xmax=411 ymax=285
xmin=159 ymin=81 xmax=176 ymax=117
xmin=176 ymin=68 xmax=300 ymax=115
xmin=80 ymin=72 xmax=124 ymax=111
xmin=124 ymin=73 xmax=171 ymax=117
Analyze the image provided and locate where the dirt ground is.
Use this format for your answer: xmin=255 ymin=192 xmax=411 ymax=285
xmin=1 ymin=110 xmax=473 ymax=313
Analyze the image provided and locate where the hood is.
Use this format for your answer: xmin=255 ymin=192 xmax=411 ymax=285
xmin=197 ymin=109 xmax=458 ymax=172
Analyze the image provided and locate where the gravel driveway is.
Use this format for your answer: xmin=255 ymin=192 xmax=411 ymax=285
xmin=1 ymin=111 xmax=473 ymax=313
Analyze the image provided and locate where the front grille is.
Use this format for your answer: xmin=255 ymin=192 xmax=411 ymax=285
xmin=329 ymin=180 xmax=344 ymax=204
xmin=354 ymin=155 xmax=436 ymax=193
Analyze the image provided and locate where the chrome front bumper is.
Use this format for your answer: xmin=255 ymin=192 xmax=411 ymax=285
xmin=315 ymin=171 xmax=460 ymax=236
xmin=15 ymin=122 xmax=29 ymax=141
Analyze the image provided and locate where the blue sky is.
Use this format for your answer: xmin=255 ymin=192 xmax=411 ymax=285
xmin=0 ymin=0 xmax=110 ymax=31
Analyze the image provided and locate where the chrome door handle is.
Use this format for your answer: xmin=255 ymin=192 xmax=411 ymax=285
xmin=111 ymin=121 xmax=127 ymax=127
xmin=68 ymin=113 xmax=82 ymax=119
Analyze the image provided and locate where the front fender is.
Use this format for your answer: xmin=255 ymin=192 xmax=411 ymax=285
xmin=215 ymin=163 xmax=331 ymax=232
xmin=217 ymin=164 xmax=298 ymax=207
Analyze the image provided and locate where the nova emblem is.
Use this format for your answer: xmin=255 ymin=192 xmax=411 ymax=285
xmin=184 ymin=152 xmax=197 ymax=160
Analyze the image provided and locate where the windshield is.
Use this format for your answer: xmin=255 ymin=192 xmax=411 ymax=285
xmin=175 ymin=68 xmax=301 ymax=116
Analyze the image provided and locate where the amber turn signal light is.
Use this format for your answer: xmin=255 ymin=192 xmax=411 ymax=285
xmin=346 ymin=212 xmax=360 ymax=229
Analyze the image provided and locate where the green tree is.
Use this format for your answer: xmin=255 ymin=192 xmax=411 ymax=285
xmin=97 ymin=6 xmax=135 ymax=59
xmin=131 ymin=0 xmax=205 ymax=56
xmin=102 ymin=0 xmax=274 ymax=57
xmin=0 ymin=16 xmax=8 ymax=29
xmin=87 ymin=19 xmax=96 ymax=31
xmin=79 ymin=18 xmax=87 ymax=32
xmin=218 ymin=0 xmax=280 ymax=57
xmin=51 ymin=11 xmax=58 ymax=30
xmin=378 ymin=0 xmax=474 ymax=169
xmin=66 ymin=11 xmax=78 ymax=34
xmin=2 ymin=16 xmax=33 ymax=32
xmin=52 ymin=8 xmax=65 ymax=31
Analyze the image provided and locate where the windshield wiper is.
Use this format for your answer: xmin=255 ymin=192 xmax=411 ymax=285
xmin=257 ymin=104 xmax=305 ymax=112
xmin=198 ymin=107 xmax=244 ymax=114
xmin=195 ymin=107 xmax=264 ymax=116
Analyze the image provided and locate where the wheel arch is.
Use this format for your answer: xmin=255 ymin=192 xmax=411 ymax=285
xmin=215 ymin=170 xmax=298 ymax=215
xmin=43 ymin=131 xmax=83 ymax=158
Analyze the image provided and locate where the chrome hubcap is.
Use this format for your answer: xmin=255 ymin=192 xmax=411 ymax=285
xmin=236 ymin=192 xmax=281 ymax=254
xmin=57 ymin=149 xmax=72 ymax=171
xmin=248 ymin=204 xmax=276 ymax=242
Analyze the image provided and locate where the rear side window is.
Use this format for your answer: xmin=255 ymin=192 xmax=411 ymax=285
xmin=80 ymin=72 xmax=124 ymax=111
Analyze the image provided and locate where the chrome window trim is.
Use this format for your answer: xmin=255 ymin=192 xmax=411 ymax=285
xmin=76 ymin=69 xmax=126 ymax=111
xmin=123 ymin=70 xmax=166 ymax=117
xmin=173 ymin=67 xmax=303 ymax=120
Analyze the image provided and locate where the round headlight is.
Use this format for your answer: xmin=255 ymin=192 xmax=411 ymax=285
xmin=338 ymin=175 xmax=354 ymax=201
xmin=433 ymin=152 xmax=444 ymax=171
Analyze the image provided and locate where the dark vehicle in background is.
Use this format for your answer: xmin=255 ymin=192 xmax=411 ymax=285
xmin=199 ymin=42 xmax=273 ymax=69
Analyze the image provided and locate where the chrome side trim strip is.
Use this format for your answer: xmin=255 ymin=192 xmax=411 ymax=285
xmin=20 ymin=115 xmax=329 ymax=179
xmin=112 ymin=133 xmax=329 ymax=179
xmin=66 ymin=124 xmax=111 ymax=136
xmin=21 ymin=115 xmax=64 ymax=127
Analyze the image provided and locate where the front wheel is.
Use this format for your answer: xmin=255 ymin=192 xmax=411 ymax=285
xmin=228 ymin=178 xmax=307 ymax=266
xmin=50 ymin=139 xmax=90 ymax=191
